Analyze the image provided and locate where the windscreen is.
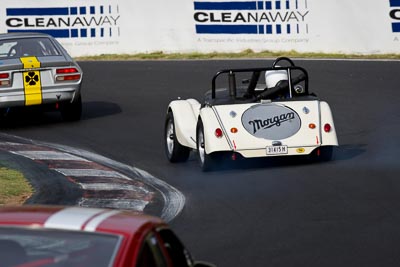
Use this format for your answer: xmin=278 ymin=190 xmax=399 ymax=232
xmin=0 ymin=227 xmax=121 ymax=267
xmin=0 ymin=37 xmax=61 ymax=59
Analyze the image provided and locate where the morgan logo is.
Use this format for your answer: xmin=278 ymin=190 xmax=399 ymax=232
xmin=248 ymin=112 xmax=295 ymax=134
xmin=390 ymin=0 xmax=400 ymax=32
xmin=242 ymin=104 xmax=301 ymax=139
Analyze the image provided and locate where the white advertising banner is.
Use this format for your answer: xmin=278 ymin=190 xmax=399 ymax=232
xmin=0 ymin=0 xmax=398 ymax=57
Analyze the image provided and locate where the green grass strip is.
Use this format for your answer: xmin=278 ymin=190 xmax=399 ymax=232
xmin=76 ymin=49 xmax=400 ymax=61
xmin=0 ymin=167 xmax=32 ymax=205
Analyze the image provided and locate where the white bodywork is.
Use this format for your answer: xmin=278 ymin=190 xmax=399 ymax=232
xmin=168 ymin=98 xmax=338 ymax=158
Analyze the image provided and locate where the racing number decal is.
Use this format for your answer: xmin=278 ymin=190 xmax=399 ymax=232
xmin=20 ymin=56 xmax=42 ymax=106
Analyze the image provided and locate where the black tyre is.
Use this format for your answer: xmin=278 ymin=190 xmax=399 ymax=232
xmin=60 ymin=95 xmax=82 ymax=121
xmin=165 ymin=111 xmax=190 ymax=163
xmin=196 ymin=120 xmax=218 ymax=171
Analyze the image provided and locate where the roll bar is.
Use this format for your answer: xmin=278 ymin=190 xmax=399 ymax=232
xmin=211 ymin=64 xmax=309 ymax=100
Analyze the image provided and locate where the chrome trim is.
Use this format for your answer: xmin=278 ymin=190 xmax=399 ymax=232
xmin=165 ymin=118 xmax=174 ymax=157
xmin=318 ymin=101 xmax=323 ymax=144
xmin=211 ymin=106 xmax=234 ymax=150
xmin=287 ymin=68 xmax=293 ymax=98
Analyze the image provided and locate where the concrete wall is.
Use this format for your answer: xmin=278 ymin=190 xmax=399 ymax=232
xmin=1 ymin=0 xmax=399 ymax=56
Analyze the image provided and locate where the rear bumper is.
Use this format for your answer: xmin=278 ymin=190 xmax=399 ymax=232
xmin=235 ymin=145 xmax=335 ymax=158
xmin=0 ymin=87 xmax=80 ymax=108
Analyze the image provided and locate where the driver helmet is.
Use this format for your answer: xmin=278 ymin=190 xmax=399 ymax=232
xmin=265 ymin=68 xmax=288 ymax=88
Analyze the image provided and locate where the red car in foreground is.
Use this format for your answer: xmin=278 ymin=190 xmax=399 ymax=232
xmin=0 ymin=205 xmax=214 ymax=267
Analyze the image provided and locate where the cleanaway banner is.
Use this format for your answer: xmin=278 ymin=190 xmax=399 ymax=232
xmin=0 ymin=0 xmax=398 ymax=57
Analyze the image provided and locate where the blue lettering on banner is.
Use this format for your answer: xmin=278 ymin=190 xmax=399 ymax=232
xmin=7 ymin=8 xmax=69 ymax=16
xmin=5 ymin=5 xmax=120 ymax=39
xmin=8 ymin=29 xmax=70 ymax=38
xmin=393 ymin=23 xmax=400 ymax=32
xmin=193 ymin=0 xmax=309 ymax=35
xmin=70 ymin=7 xmax=78 ymax=15
xmin=196 ymin=25 xmax=258 ymax=34
xmin=79 ymin=7 xmax=86 ymax=15
xmin=389 ymin=0 xmax=400 ymax=32
xmin=390 ymin=0 xmax=400 ymax=7
xmin=194 ymin=2 xmax=258 ymax=10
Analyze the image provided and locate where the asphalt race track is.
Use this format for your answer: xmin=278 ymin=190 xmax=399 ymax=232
xmin=1 ymin=59 xmax=400 ymax=267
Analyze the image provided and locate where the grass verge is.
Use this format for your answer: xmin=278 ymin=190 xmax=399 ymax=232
xmin=0 ymin=167 xmax=32 ymax=206
xmin=76 ymin=49 xmax=400 ymax=61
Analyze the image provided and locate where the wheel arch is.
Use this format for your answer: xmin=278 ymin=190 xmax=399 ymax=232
xmin=198 ymin=107 xmax=231 ymax=154
xmin=167 ymin=99 xmax=200 ymax=149
xmin=319 ymin=101 xmax=339 ymax=146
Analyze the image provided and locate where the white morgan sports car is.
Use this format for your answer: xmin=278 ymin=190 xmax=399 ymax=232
xmin=165 ymin=57 xmax=338 ymax=171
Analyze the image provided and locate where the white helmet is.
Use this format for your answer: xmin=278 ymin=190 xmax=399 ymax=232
xmin=265 ymin=68 xmax=288 ymax=88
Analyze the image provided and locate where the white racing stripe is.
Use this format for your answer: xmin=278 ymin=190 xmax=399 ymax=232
xmin=54 ymin=168 xmax=130 ymax=179
xmin=44 ymin=207 xmax=107 ymax=230
xmin=11 ymin=150 xmax=89 ymax=161
xmin=83 ymin=210 xmax=121 ymax=232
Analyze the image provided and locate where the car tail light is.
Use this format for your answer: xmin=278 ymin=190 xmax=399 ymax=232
xmin=56 ymin=68 xmax=79 ymax=74
xmin=215 ymin=128 xmax=223 ymax=138
xmin=231 ymin=127 xmax=238 ymax=133
xmin=0 ymin=72 xmax=11 ymax=86
xmin=309 ymin=123 xmax=316 ymax=129
xmin=55 ymin=67 xmax=81 ymax=82
xmin=324 ymin=123 xmax=332 ymax=133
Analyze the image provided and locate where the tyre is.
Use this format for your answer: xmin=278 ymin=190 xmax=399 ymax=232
xmin=196 ymin=120 xmax=218 ymax=171
xmin=60 ymin=95 xmax=82 ymax=121
xmin=164 ymin=111 xmax=190 ymax=163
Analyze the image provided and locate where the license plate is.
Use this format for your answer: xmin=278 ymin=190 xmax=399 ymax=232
xmin=266 ymin=145 xmax=288 ymax=155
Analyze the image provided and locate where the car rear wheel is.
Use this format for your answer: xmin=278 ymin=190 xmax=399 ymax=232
xmin=60 ymin=95 xmax=82 ymax=121
xmin=165 ymin=111 xmax=190 ymax=162
xmin=196 ymin=120 xmax=218 ymax=171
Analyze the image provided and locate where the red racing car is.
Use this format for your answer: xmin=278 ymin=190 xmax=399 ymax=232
xmin=0 ymin=205 xmax=214 ymax=267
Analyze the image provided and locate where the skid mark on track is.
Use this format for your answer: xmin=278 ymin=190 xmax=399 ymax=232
xmin=0 ymin=138 xmax=185 ymax=222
